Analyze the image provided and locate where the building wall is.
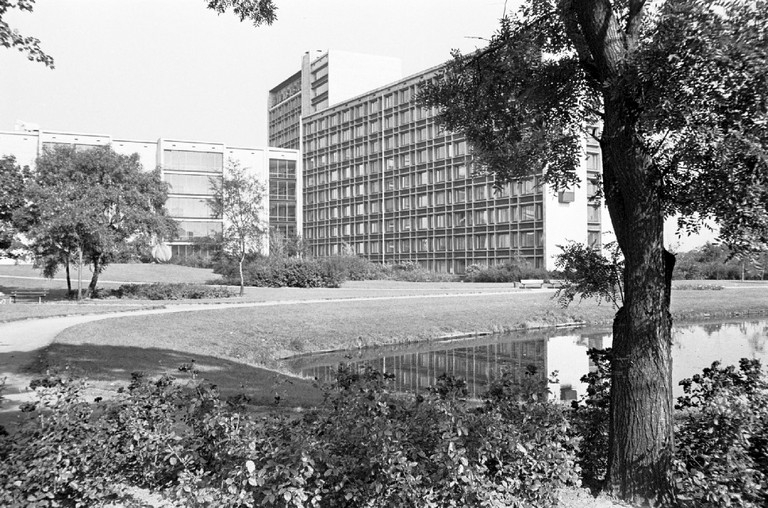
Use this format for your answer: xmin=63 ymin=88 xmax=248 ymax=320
xmin=0 ymin=128 xmax=300 ymax=259
xmin=299 ymin=66 xmax=605 ymax=273
xmin=269 ymin=50 xmax=403 ymax=150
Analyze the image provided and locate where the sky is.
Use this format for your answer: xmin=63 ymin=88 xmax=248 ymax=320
xmin=0 ymin=0 xmax=509 ymax=147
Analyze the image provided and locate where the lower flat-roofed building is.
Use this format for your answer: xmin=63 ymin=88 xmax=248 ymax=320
xmin=0 ymin=126 xmax=301 ymax=259
xmin=294 ymin=64 xmax=609 ymax=273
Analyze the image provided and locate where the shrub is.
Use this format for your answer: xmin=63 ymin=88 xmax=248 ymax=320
xmin=569 ymin=351 xmax=768 ymax=505
xmin=217 ymin=256 xmax=345 ymax=288
xmin=383 ymin=261 xmax=458 ymax=282
xmin=322 ymin=255 xmax=388 ymax=281
xmin=672 ymin=283 xmax=724 ymax=291
xmin=464 ymin=261 xmax=549 ymax=283
xmin=674 ymin=359 xmax=768 ymax=507
xmin=0 ymin=366 xmax=581 ymax=507
xmin=113 ymin=283 xmax=235 ymax=300
xmin=568 ymin=348 xmax=612 ymax=493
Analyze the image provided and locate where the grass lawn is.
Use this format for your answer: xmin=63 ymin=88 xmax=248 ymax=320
xmin=32 ymin=282 xmax=766 ymax=407
xmin=4 ymin=262 xmax=767 ymax=409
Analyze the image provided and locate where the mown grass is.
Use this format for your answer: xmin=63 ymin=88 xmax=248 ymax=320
xmin=49 ymin=284 xmax=768 ymax=370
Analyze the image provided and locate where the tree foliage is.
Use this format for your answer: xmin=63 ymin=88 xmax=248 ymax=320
xmin=0 ymin=155 xmax=30 ymax=256
xmin=554 ymin=241 xmax=624 ymax=308
xmin=0 ymin=0 xmax=53 ymax=66
xmin=209 ymin=160 xmax=267 ymax=296
xmin=17 ymin=145 xmax=176 ymax=297
xmin=205 ymin=0 xmax=277 ymax=26
xmin=419 ymin=0 xmax=768 ymax=502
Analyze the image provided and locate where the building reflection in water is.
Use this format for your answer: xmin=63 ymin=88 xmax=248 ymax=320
xmin=284 ymin=328 xmax=610 ymax=402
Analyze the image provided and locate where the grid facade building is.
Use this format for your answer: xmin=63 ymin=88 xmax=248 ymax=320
xmin=272 ymin=59 xmax=607 ymax=273
xmin=268 ymin=50 xmax=403 ymax=150
xmin=0 ymin=127 xmax=300 ymax=258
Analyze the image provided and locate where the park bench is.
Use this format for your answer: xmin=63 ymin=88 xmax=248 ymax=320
xmin=548 ymin=279 xmax=564 ymax=289
xmin=10 ymin=290 xmax=49 ymax=303
xmin=518 ymin=279 xmax=544 ymax=289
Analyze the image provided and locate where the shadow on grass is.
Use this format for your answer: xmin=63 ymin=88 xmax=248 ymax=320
xmin=11 ymin=343 xmax=325 ymax=409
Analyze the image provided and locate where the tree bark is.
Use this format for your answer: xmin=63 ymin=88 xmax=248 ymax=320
xmin=239 ymin=250 xmax=245 ymax=296
xmin=77 ymin=246 xmax=83 ymax=302
xmin=565 ymin=0 xmax=676 ymax=501
xmin=65 ymin=252 xmax=72 ymax=295
xmin=601 ymin=100 xmax=676 ymax=504
xmin=86 ymin=254 xmax=101 ymax=299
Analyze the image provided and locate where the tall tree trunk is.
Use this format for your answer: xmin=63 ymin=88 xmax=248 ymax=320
xmin=77 ymin=246 xmax=83 ymax=302
xmin=601 ymin=103 xmax=676 ymax=504
xmin=239 ymin=250 xmax=245 ymax=296
xmin=86 ymin=255 xmax=101 ymax=299
xmin=65 ymin=251 xmax=72 ymax=295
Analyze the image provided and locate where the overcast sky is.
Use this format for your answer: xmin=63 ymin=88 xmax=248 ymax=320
xmin=0 ymin=0 xmax=508 ymax=147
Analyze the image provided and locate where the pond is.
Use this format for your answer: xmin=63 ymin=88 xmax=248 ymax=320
xmin=283 ymin=318 xmax=768 ymax=402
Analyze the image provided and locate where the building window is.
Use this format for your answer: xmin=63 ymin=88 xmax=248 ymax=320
xmin=385 ymin=219 xmax=395 ymax=232
xmin=417 ymin=216 xmax=429 ymax=229
xmin=435 ymin=237 xmax=446 ymax=251
xmin=417 ymin=194 xmax=428 ymax=208
xmin=496 ymin=208 xmax=509 ymax=223
xmin=454 ymin=189 xmax=466 ymax=203
xmin=474 ymin=234 xmax=487 ymax=249
xmin=521 ymin=231 xmax=535 ymax=248
xmin=474 ymin=210 xmax=488 ymax=225
xmin=401 ymin=218 xmax=412 ymax=231
xmin=588 ymin=205 xmax=601 ymax=223
xmin=454 ymin=236 xmax=466 ymax=250
xmin=497 ymin=233 xmax=510 ymax=248
xmin=521 ymin=204 xmax=536 ymax=221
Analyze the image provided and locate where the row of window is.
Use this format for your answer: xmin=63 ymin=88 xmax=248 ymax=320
xmin=306 ymin=232 xmax=543 ymax=254
xmin=165 ymin=173 xmax=219 ymax=195
xmin=269 ymin=180 xmax=297 ymax=199
xmin=268 ymin=159 xmax=297 ymax=179
xmin=306 ymin=140 xmax=467 ymax=169
xmin=306 ymin=202 xmax=543 ymax=224
xmin=163 ymin=150 xmax=223 ymax=173
xmin=303 ymin=84 xmax=430 ymax=135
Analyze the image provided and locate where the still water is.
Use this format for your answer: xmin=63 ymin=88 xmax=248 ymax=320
xmin=284 ymin=319 xmax=768 ymax=402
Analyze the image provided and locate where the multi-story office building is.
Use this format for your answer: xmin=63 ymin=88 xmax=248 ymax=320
xmin=0 ymin=125 xmax=300 ymax=258
xmin=268 ymin=50 xmax=403 ymax=150
xmin=270 ymin=57 xmax=607 ymax=273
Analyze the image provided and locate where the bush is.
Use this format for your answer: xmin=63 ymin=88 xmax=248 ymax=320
xmin=382 ymin=261 xmax=457 ymax=282
xmin=215 ymin=255 xmax=345 ymax=288
xmin=113 ymin=283 xmax=235 ymax=300
xmin=0 ymin=367 xmax=580 ymax=507
xmin=321 ymin=255 xmax=387 ymax=281
xmin=674 ymin=359 xmax=768 ymax=507
xmin=569 ymin=351 xmax=768 ymax=506
xmin=464 ymin=261 xmax=549 ymax=283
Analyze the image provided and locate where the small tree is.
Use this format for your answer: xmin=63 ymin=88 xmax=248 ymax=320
xmin=18 ymin=145 xmax=176 ymax=299
xmin=0 ymin=155 xmax=30 ymax=258
xmin=209 ymin=160 xmax=267 ymax=296
xmin=554 ymin=241 xmax=624 ymax=309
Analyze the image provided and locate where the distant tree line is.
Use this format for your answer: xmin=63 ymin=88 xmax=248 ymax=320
xmin=675 ymin=243 xmax=768 ymax=281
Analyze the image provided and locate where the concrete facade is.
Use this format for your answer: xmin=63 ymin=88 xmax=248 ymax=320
xmin=0 ymin=127 xmax=301 ymax=258
xmin=270 ymin=57 xmax=610 ymax=272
